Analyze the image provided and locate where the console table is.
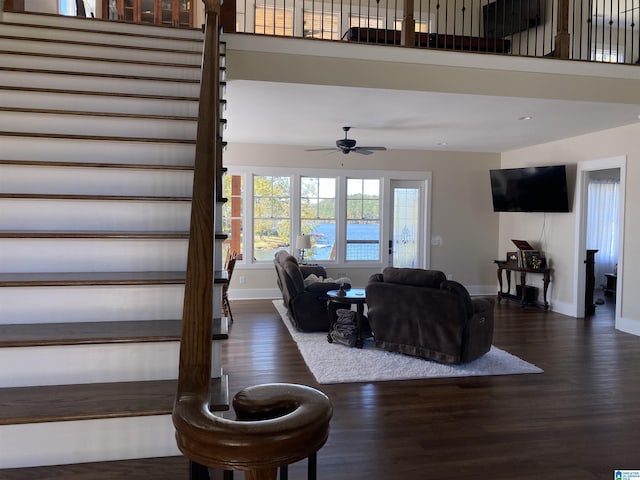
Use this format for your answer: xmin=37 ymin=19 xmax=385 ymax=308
xmin=494 ymin=261 xmax=551 ymax=310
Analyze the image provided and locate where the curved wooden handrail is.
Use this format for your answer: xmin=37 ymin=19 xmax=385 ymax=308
xmin=173 ymin=2 xmax=332 ymax=478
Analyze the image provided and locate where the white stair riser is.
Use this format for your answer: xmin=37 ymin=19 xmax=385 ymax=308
xmin=1 ymin=37 xmax=202 ymax=65
xmin=0 ymin=342 xmax=185 ymax=386
xmin=0 ymin=285 xmax=225 ymax=323
xmin=0 ymin=90 xmax=199 ymax=117
xmin=0 ymin=69 xmax=200 ymax=97
xmin=0 ymin=199 xmax=191 ymax=231
xmin=2 ymin=11 xmax=204 ymax=39
xmin=0 ymin=111 xmax=196 ymax=141
xmin=0 ymin=52 xmax=201 ymax=80
xmin=0 ymin=416 xmax=181 ymax=468
xmin=0 ymin=285 xmax=186 ymax=324
xmin=0 ymin=23 xmax=203 ymax=51
xmin=0 ymin=165 xmax=193 ymax=196
xmin=0 ymin=136 xmax=195 ymax=165
xmin=0 ymin=341 xmax=222 ymax=387
xmin=0 ymin=239 xmax=188 ymax=273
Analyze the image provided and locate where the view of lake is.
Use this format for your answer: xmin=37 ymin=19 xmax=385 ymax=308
xmin=255 ymin=222 xmax=380 ymax=262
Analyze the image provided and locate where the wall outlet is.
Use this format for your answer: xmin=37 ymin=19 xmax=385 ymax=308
xmin=447 ymin=274 xmax=454 ymax=280
xmin=239 ymin=276 xmax=246 ymax=285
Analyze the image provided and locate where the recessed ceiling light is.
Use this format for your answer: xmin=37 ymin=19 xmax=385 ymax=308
xmin=437 ymin=142 xmax=448 ymax=146
xmin=518 ymin=115 xmax=533 ymax=121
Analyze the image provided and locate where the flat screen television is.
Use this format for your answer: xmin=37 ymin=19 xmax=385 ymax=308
xmin=490 ymin=165 xmax=570 ymax=212
xmin=483 ymin=0 xmax=542 ymax=38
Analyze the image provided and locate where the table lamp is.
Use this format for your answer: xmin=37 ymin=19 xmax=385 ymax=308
xmin=296 ymin=234 xmax=311 ymax=263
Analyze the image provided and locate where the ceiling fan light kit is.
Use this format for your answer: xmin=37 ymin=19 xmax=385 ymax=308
xmin=306 ymin=126 xmax=387 ymax=155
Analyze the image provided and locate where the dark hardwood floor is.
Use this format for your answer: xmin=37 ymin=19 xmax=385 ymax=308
xmin=3 ymin=292 xmax=639 ymax=479
xmin=225 ymin=295 xmax=639 ymax=480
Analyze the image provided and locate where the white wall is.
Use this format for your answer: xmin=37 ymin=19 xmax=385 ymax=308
xmin=25 ymin=0 xmax=57 ymax=14
xmin=500 ymin=122 xmax=640 ymax=334
xmin=224 ymin=143 xmax=501 ymax=298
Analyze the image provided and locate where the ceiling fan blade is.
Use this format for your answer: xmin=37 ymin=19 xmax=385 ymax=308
xmin=356 ymin=146 xmax=387 ymax=151
xmin=353 ymin=148 xmax=375 ymax=155
xmin=305 ymin=147 xmax=338 ymax=152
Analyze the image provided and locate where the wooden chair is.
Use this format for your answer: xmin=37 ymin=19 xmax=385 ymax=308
xmin=223 ymin=250 xmax=237 ymax=323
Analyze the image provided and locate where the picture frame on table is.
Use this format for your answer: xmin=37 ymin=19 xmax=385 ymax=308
xmin=523 ymin=250 xmax=546 ymax=270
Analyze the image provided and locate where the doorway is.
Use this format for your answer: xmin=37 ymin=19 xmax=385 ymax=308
xmin=575 ymin=157 xmax=625 ymax=324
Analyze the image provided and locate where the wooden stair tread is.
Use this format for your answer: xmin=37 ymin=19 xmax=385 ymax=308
xmin=0 ymin=159 xmax=195 ymax=170
xmin=0 ymin=271 xmax=229 ymax=287
xmin=0 ymin=455 xmax=192 ymax=479
xmin=0 ymin=65 xmax=200 ymax=84
xmin=0 ymin=131 xmax=195 ymax=144
xmin=0 ymin=106 xmax=197 ymax=122
xmin=0 ymin=231 xmax=227 ymax=239
xmin=0 ymin=376 xmax=229 ymax=426
xmin=0 ymin=318 xmax=229 ymax=347
xmin=0 ymin=231 xmax=190 ymax=239
xmin=0 ymin=84 xmax=199 ymax=102
xmin=0 ymin=271 xmax=186 ymax=286
xmin=0 ymin=33 xmax=201 ymax=55
xmin=0 ymin=48 xmax=201 ymax=69
xmin=0 ymin=193 xmax=191 ymax=202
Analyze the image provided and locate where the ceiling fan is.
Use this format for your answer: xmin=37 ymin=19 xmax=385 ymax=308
xmin=306 ymin=126 xmax=387 ymax=155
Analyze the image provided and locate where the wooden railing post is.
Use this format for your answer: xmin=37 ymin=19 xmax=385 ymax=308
xmin=173 ymin=2 xmax=332 ymax=477
xmin=554 ymin=0 xmax=571 ymax=58
xmin=220 ymin=0 xmax=237 ymax=33
xmin=401 ymin=0 xmax=415 ymax=47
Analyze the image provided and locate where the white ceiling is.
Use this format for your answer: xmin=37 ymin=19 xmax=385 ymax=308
xmin=225 ymin=80 xmax=640 ymax=153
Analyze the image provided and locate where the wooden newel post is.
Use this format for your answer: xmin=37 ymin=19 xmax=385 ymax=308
xmin=554 ymin=0 xmax=570 ymax=58
xmin=401 ymin=0 xmax=415 ymax=47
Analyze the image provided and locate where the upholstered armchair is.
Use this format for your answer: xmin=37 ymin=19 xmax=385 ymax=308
xmin=366 ymin=267 xmax=494 ymax=364
xmin=273 ymin=250 xmax=343 ymax=332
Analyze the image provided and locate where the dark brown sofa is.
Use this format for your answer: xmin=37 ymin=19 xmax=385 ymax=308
xmin=365 ymin=267 xmax=494 ymax=364
xmin=342 ymin=27 xmax=511 ymax=53
xmin=274 ymin=250 xmax=344 ymax=332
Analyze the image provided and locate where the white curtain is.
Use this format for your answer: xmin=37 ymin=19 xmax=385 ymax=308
xmin=587 ymin=179 xmax=620 ymax=287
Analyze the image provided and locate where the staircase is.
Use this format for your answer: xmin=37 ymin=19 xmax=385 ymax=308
xmin=0 ymin=11 xmax=229 ymax=470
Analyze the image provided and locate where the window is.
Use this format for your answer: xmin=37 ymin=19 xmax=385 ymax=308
xmin=300 ymin=177 xmax=337 ymax=261
xmin=255 ymin=5 xmax=294 ymax=35
xmin=393 ymin=19 xmax=430 ymax=33
xmin=222 ymin=174 xmax=243 ymax=261
xmin=303 ymin=10 xmax=340 ymax=39
xmin=346 ymin=178 xmax=380 ymax=261
xmin=591 ymin=46 xmax=623 ymax=63
xmin=223 ymin=167 xmax=429 ymax=267
xmin=253 ymin=175 xmax=290 ymax=261
xmin=349 ymin=15 xmax=386 ymax=29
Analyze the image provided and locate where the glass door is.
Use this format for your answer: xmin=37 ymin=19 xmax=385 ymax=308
xmin=390 ymin=180 xmax=424 ymax=268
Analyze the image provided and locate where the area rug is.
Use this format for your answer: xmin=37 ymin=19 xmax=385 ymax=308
xmin=272 ymin=300 xmax=543 ymax=384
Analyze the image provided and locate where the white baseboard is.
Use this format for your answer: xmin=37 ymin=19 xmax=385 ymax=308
xmin=616 ymin=316 xmax=640 ymax=337
xmin=228 ymin=288 xmax=281 ymax=300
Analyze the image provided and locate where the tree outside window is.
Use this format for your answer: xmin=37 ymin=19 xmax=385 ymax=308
xmin=346 ymin=178 xmax=380 ymax=261
xmin=300 ymin=177 xmax=337 ymax=261
xmin=253 ymin=175 xmax=290 ymax=261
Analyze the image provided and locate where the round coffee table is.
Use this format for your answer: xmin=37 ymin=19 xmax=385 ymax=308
xmin=326 ymin=288 xmax=367 ymax=348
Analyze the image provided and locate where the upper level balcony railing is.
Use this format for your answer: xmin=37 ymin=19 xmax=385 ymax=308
xmin=223 ymin=0 xmax=640 ymax=65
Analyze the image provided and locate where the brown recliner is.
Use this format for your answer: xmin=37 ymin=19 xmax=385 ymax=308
xmin=366 ymin=267 xmax=494 ymax=364
xmin=273 ymin=250 xmax=344 ymax=332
